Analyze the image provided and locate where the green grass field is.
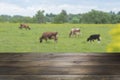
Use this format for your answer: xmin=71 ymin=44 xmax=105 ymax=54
xmin=0 ymin=23 xmax=115 ymax=53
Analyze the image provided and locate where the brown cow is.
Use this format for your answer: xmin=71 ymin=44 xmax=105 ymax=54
xmin=39 ymin=32 xmax=58 ymax=43
xmin=19 ymin=24 xmax=31 ymax=30
xmin=69 ymin=28 xmax=80 ymax=37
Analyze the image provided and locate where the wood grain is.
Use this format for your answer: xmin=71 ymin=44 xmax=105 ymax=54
xmin=0 ymin=53 xmax=120 ymax=80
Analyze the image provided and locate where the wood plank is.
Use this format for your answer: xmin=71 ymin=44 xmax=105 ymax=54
xmin=0 ymin=75 xmax=120 ymax=80
xmin=0 ymin=53 xmax=120 ymax=79
xmin=0 ymin=53 xmax=120 ymax=61
xmin=0 ymin=65 xmax=120 ymax=75
xmin=0 ymin=61 xmax=119 ymax=67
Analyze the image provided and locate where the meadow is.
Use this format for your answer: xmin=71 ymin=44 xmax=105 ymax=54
xmin=0 ymin=23 xmax=115 ymax=53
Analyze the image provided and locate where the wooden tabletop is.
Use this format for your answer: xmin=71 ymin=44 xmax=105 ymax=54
xmin=0 ymin=53 xmax=120 ymax=80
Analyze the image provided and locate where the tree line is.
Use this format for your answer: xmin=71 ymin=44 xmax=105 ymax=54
xmin=0 ymin=9 xmax=120 ymax=24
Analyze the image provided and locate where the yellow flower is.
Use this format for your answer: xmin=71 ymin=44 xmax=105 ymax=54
xmin=107 ymin=24 xmax=120 ymax=52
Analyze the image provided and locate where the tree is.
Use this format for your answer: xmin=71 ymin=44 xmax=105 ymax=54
xmin=11 ymin=15 xmax=25 ymax=23
xmin=109 ymin=11 xmax=118 ymax=23
xmin=0 ymin=15 xmax=11 ymax=22
xmin=68 ymin=14 xmax=81 ymax=23
xmin=45 ymin=13 xmax=55 ymax=23
xmin=33 ymin=10 xmax=46 ymax=23
xmin=53 ymin=10 xmax=68 ymax=23
xmin=117 ymin=11 xmax=120 ymax=22
xmin=81 ymin=10 xmax=111 ymax=24
xmin=9 ymin=15 xmax=33 ymax=23
xmin=1 ymin=9 xmax=120 ymax=24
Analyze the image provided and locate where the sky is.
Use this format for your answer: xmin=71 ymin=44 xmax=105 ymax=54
xmin=0 ymin=0 xmax=120 ymax=17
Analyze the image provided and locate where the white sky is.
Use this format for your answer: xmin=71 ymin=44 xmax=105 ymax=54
xmin=0 ymin=0 xmax=120 ymax=17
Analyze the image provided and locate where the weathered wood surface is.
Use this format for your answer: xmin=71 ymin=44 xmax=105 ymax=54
xmin=0 ymin=53 xmax=120 ymax=80
xmin=0 ymin=75 xmax=120 ymax=80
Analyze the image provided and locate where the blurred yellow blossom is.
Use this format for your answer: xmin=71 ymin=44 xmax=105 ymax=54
xmin=107 ymin=24 xmax=120 ymax=52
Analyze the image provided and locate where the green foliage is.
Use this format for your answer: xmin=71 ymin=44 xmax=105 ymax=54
xmin=68 ymin=14 xmax=81 ymax=23
xmin=45 ymin=13 xmax=55 ymax=23
xmin=0 ymin=15 xmax=11 ymax=22
xmin=10 ymin=15 xmax=33 ymax=23
xmin=0 ymin=23 xmax=113 ymax=52
xmin=33 ymin=10 xmax=46 ymax=23
xmin=53 ymin=10 xmax=68 ymax=23
xmin=81 ymin=10 xmax=111 ymax=24
xmin=1 ymin=9 xmax=120 ymax=24
xmin=0 ymin=15 xmax=33 ymax=23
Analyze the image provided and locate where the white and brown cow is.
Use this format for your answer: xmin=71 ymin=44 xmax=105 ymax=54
xmin=69 ymin=28 xmax=80 ymax=38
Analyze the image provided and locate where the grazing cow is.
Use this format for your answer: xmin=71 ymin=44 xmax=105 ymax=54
xmin=39 ymin=32 xmax=58 ymax=43
xmin=69 ymin=28 xmax=80 ymax=38
xmin=87 ymin=34 xmax=101 ymax=42
xmin=19 ymin=24 xmax=31 ymax=30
